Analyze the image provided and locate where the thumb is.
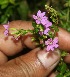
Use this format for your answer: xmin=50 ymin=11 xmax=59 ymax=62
xmin=0 ymin=48 xmax=60 ymax=77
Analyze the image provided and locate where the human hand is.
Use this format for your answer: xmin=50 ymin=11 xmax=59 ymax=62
xmin=0 ymin=20 xmax=70 ymax=77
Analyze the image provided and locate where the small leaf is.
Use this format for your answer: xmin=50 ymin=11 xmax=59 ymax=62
xmin=17 ymin=1 xmax=29 ymax=20
xmin=54 ymin=26 xmax=59 ymax=32
xmin=0 ymin=0 xmax=9 ymax=5
xmin=61 ymin=51 xmax=69 ymax=57
xmin=22 ymin=30 xmax=28 ymax=35
xmin=64 ymin=71 xmax=70 ymax=76
xmin=32 ymin=22 xmax=36 ymax=28
xmin=56 ymin=73 xmax=63 ymax=77
xmin=9 ymin=0 xmax=15 ymax=4
xmin=0 ymin=15 xmax=8 ymax=24
xmin=10 ymin=28 xmax=17 ymax=31
xmin=1 ymin=3 xmax=8 ymax=9
xmin=35 ymin=28 xmax=39 ymax=33
xmin=48 ymin=31 xmax=54 ymax=38
xmin=61 ymin=62 xmax=67 ymax=74
xmin=51 ymin=25 xmax=59 ymax=32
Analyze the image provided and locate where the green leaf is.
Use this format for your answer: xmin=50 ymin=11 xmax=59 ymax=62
xmin=54 ymin=26 xmax=59 ymax=32
xmin=27 ymin=29 xmax=33 ymax=33
xmin=61 ymin=62 xmax=67 ymax=74
xmin=64 ymin=71 xmax=70 ymax=76
xmin=34 ymin=28 xmax=39 ymax=34
xmin=21 ymin=30 xmax=28 ymax=35
xmin=31 ymin=37 xmax=36 ymax=41
xmin=32 ymin=22 xmax=36 ymax=28
xmin=56 ymin=73 xmax=63 ymax=77
xmin=17 ymin=1 xmax=29 ymax=20
xmin=43 ymin=35 xmax=47 ymax=39
xmin=48 ymin=31 xmax=54 ymax=38
xmin=9 ymin=0 xmax=15 ymax=4
xmin=0 ymin=0 xmax=9 ymax=5
xmin=1 ymin=3 xmax=8 ymax=9
xmin=10 ymin=28 xmax=17 ymax=31
xmin=0 ymin=15 xmax=8 ymax=24
xmin=51 ymin=25 xmax=59 ymax=32
xmin=39 ymin=25 xmax=44 ymax=31
xmin=61 ymin=51 xmax=69 ymax=57
xmin=57 ymin=64 xmax=61 ymax=72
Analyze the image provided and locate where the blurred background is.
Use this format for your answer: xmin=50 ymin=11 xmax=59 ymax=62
xmin=0 ymin=0 xmax=70 ymax=31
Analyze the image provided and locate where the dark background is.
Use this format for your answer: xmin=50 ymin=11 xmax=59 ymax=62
xmin=0 ymin=0 xmax=70 ymax=31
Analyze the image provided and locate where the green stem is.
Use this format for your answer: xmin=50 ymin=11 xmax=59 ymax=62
xmin=67 ymin=7 xmax=69 ymax=23
xmin=67 ymin=0 xmax=70 ymax=23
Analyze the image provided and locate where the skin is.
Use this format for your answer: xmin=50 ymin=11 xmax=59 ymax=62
xmin=0 ymin=20 xmax=70 ymax=77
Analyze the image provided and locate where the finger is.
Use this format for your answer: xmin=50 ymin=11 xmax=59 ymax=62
xmin=9 ymin=20 xmax=35 ymax=49
xmin=48 ymin=72 xmax=57 ymax=77
xmin=64 ymin=53 xmax=70 ymax=63
xmin=0 ymin=48 xmax=60 ymax=77
xmin=0 ymin=20 xmax=37 ymax=65
xmin=0 ymin=51 xmax=8 ymax=65
xmin=58 ymin=28 xmax=70 ymax=51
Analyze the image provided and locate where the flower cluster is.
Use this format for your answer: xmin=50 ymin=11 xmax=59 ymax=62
xmin=33 ymin=10 xmax=59 ymax=51
xmin=33 ymin=10 xmax=52 ymax=36
xmin=3 ymin=22 xmax=20 ymax=40
xmin=45 ymin=37 xmax=59 ymax=51
xmin=3 ymin=9 xmax=59 ymax=52
xmin=3 ymin=22 xmax=9 ymax=36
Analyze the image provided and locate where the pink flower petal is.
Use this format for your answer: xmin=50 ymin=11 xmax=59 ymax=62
xmin=41 ymin=12 xmax=46 ymax=17
xmin=36 ymin=20 xmax=40 ymax=24
xmin=46 ymin=45 xmax=50 ymax=51
xmin=3 ymin=25 xmax=9 ymax=29
xmin=33 ymin=15 xmax=37 ymax=19
xmin=54 ymin=44 xmax=59 ymax=48
xmin=44 ymin=28 xmax=50 ymax=35
xmin=37 ymin=10 xmax=41 ymax=16
xmin=4 ymin=30 xmax=9 ymax=36
xmin=53 ymin=37 xmax=58 ymax=43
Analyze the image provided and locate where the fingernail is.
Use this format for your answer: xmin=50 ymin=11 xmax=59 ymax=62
xmin=37 ymin=49 xmax=60 ymax=69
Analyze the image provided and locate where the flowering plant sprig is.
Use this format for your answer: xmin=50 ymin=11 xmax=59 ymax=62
xmin=32 ymin=9 xmax=59 ymax=51
xmin=3 ymin=5 xmax=70 ymax=77
xmin=3 ymin=6 xmax=59 ymax=51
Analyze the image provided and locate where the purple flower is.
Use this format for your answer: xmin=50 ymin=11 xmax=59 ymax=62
xmin=44 ymin=28 xmax=50 ymax=35
xmin=45 ymin=37 xmax=59 ymax=51
xmin=33 ymin=10 xmax=47 ymax=24
xmin=53 ymin=37 xmax=59 ymax=48
xmin=4 ymin=30 xmax=9 ymax=36
xmin=41 ymin=16 xmax=48 ymax=25
xmin=3 ymin=22 xmax=9 ymax=36
xmin=44 ymin=21 xmax=52 ymax=28
xmin=33 ymin=10 xmax=52 ymax=30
